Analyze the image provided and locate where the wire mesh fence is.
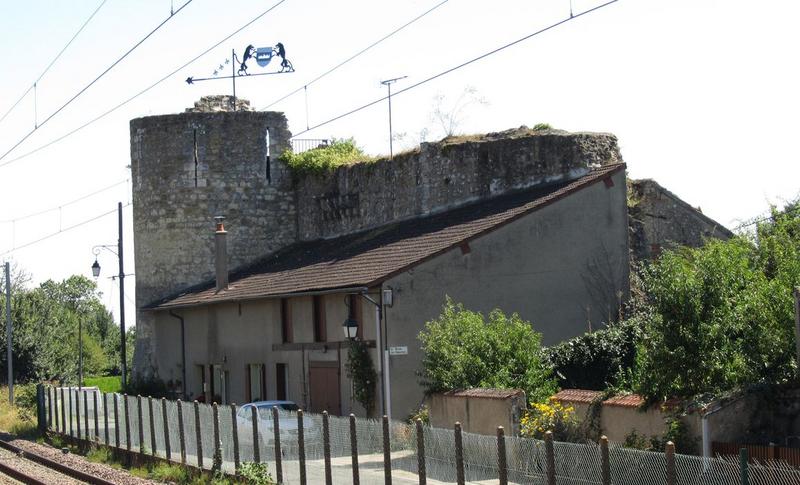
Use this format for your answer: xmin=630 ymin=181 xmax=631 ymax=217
xmin=43 ymin=386 xmax=800 ymax=484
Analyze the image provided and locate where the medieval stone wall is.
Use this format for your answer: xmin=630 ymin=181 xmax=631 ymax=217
xmin=295 ymin=128 xmax=623 ymax=240
xmin=628 ymin=179 xmax=733 ymax=262
xmin=130 ymin=100 xmax=624 ymax=378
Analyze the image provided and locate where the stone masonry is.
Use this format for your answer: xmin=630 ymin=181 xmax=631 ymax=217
xmin=130 ymin=98 xmax=624 ymax=379
xmin=628 ymin=178 xmax=734 ymax=262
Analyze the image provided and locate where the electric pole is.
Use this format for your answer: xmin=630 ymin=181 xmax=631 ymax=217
xmin=4 ymin=262 xmax=13 ymax=405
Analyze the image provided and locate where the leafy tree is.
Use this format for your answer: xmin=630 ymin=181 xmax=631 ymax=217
xmin=418 ymin=298 xmax=557 ymax=403
xmin=0 ymin=273 xmax=119 ymax=384
xmin=632 ymin=202 xmax=800 ymax=400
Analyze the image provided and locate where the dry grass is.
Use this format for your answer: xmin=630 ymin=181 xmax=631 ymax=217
xmin=0 ymin=386 xmax=39 ymax=437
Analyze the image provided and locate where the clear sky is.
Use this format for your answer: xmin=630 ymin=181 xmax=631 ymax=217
xmin=1 ymin=0 xmax=799 ymax=327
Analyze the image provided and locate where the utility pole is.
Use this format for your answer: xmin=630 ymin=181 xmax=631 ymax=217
xmin=4 ymin=262 xmax=12 ymax=405
xmin=118 ymin=202 xmax=127 ymax=389
xmin=380 ymin=76 xmax=407 ymax=160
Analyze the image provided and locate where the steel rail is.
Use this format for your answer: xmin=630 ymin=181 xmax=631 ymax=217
xmin=0 ymin=438 xmax=116 ymax=485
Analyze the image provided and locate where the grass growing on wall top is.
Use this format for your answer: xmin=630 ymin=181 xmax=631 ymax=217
xmin=281 ymin=138 xmax=375 ymax=175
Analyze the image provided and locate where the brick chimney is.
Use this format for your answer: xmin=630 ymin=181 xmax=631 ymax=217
xmin=214 ymin=216 xmax=228 ymax=291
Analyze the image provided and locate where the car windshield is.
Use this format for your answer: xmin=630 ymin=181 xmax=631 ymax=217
xmin=258 ymin=402 xmax=299 ymax=412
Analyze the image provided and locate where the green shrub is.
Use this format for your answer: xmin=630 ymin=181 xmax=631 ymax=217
xmin=345 ymin=341 xmax=377 ymax=416
xmin=629 ymin=200 xmax=800 ymax=401
xmin=532 ymin=123 xmax=552 ymax=131
xmin=418 ymin=298 xmax=557 ymax=403
xmin=280 ymin=138 xmax=374 ymax=175
xmin=544 ymin=318 xmax=645 ymax=390
xmin=239 ymin=462 xmax=275 ymax=484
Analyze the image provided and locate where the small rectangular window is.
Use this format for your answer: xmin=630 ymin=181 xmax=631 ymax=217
xmin=281 ymin=298 xmax=292 ymax=343
xmin=247 ymin=364 xmax=265 ymax=402
xmin=313 ymin=295 xmax=326 ymax=342
xmin=276 ymin=363 xmax=288 ymax=401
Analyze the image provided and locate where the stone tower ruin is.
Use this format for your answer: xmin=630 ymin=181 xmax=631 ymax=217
xmin=130 ymin=95 xmax=294 ymax=376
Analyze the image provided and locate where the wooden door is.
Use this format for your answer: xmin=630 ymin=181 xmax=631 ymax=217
xmin=309 ymin=361 xmax=340 ymax=415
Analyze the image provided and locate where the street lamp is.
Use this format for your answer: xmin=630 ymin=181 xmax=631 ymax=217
xmin=342 ymin=317 xmax=359 ymax=341
xmin=90 ymin=202 xmax=128 ymax=389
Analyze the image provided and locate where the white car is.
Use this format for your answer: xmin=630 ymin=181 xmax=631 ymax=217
xmin=235 ymin=401 xmax=319 ymax=447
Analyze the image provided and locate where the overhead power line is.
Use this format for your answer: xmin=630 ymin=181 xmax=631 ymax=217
xmin=291 ymin=0 xmax=619 ymax=138
xmin=0 ymin=0 xmax=289 ymax=169
xmin=262 ymin=0 xmax=450 ymax=110
xmin=0 ymin=203 xmax=131 ymax=257
xmin=0 ymin=178 xmax=128 ymax=224
xmin=0 ymin=0 xmax=109 ymax=127
xmin=0 ymin=0 xmax=195 ymax=163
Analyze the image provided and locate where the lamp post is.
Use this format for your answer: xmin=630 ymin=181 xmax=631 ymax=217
xmin=91 ymin=202 xmax=127 ymax=389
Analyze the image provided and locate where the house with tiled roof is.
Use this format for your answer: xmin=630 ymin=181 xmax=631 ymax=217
xmin=129 ymin=97 xmax=725 ymax=419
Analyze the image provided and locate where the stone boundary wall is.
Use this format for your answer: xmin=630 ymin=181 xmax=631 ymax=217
xmin=295 ymin=129 xmax=623 ymax=241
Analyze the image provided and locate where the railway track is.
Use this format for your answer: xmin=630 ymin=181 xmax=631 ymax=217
xmin=0 ymin=438 xmax=116 ymax=485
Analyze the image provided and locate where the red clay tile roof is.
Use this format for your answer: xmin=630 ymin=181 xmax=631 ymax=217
xmin=151 ymin=163 xmax=625 ymax=310
xmin=444 ymin=388 xmax=525 ymax=399
xmin=552 ymin=389 xmax=603 ymax=404
xmin=602 ymin=394 xmax=646 ymax=408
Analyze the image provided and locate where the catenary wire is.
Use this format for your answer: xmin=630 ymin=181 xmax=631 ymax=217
xmin=291 ymin=0 xmax=619 ymax=138
xmin=262 ymin=0 xmax=450 ymax=110
xmin=0 ymin=0 xmax=289 ymax=169
xmin=0 ymin=0 xmax=195 ymax=163
xmin=0 ymin=203 xmax=131 ymax=257
xmin=0 ymin=178 xmax=128 ymax=224
xmin=0 ymin=0 xmax=109 ymax=126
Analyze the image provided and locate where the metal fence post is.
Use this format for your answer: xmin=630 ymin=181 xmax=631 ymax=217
xmin=416 ymin=419 xmax=426 ymax=485
xmin=383 ymin=415 xmax=392 ymax=485
xmin=123 ymin=394 xmax=131 ymax=452
xmin=83 ymin=390 xmax=89 ymax=441
xmin=230 ymin=404 xmax=240 ymax=472
xmin=298 ymin=409 xmax=307 ymax=485
xmin=497 ymin=426 xmax=507 ymax=485
xmin=194 ymin=401 xmax=203 ymax=469
xmin=600 ymin=435 xmax=610 ymax=485
xmin=113 ymin=394 xmax=120 ymax=448
xmin=137 ymin=395 xmax=144 ymax=454
xmin=148 ymin=397 xmax=156 ymax=457
xmin=251 ymin=406 xmax=260 ymax=464
xmin=454 ymin=422 xmax=465 ymax=485
xmin=176 ymin=400 xmax=185 ymax=464
xmin=323 ymin=411 xmax=332 ymax=485
xmin=273 ymin=406 xmax=283 ymax=482
xmin=68 ymin=388 xmax=74 ymax=437
xmin=212 ymin=403 xmax=222 ymax=472
xmin=36 ymin=384 xmax=45 ymax=433
xmin=162 ymin=398 xmax=171 ymax=461
xmin=545 ymin=431 xmax=556 ymax=485
xmin=350 ymin=414 xmax=360 ymax=485
xmin=666 ymin=441 xmax=676 ymax=485
xmin=93 ymin=392 xmax=99 ymax=442
xmin=740 ymin=447 xmax=749 ymax=485
xmin=60 ymin=387 xmax=66 ymax=435
xmin=48 ymin=387 xmax=54 ymax=431
xmin=54 ymin=387 xmax=60 ymax=432
xmin=103 ymin=393 xmax=109 ymax=445
xmin=75 ymin=389 xmax=82 ymax=439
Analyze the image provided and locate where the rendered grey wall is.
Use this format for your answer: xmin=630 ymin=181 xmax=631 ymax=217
xmin=383 ymin=169 xmax=629 ymax=418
